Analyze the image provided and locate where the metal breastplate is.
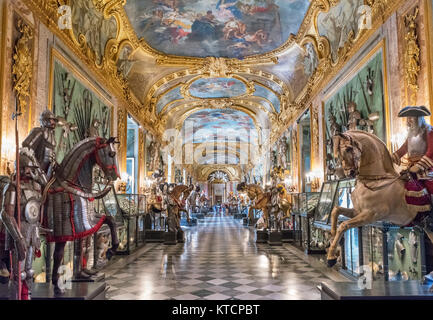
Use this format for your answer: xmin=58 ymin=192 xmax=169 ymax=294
xmin=408 ymin=132 xmax=427 ymax=157
xmin=21 ymin=182 xmax=42 ymax=224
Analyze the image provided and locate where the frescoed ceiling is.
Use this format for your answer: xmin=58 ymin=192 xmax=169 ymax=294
xmin=124 ymin=0 xmax=311 ymax=59
xmin=35 ymin=0 xmax=379 ymax=176
xmin=182 ymin=109 xmax=258 ymax=145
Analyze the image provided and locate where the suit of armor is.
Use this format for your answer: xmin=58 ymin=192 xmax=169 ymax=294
xmin=0 ymin=148 xmax=44 ymax=300
xmin=22 ymin=110 xmax=57 ymax=180
xmin=394 ymin=124 xmax=433 ymax=173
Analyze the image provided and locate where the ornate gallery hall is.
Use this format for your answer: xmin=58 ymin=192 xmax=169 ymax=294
xmin=0 ymin=0 xmax=433 ymax=303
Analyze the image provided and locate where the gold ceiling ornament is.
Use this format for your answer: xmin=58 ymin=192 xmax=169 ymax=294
xmin=280 ymin=0 xmax=405 ymax=142
xmin=148 ymin=67 xmax=287 ymax=107
xmin=12 ymin=18 xmax=34 ymax=115
xmin=404 ymin=6 xmax=420 ymax=106
xmin=179 ymin=74 xmax=255 ymax=101
xmin=23 ymin=0 xmax=159 ymax=139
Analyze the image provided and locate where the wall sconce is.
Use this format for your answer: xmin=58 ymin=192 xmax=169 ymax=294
xmin=118 ymin=172 xmax=132 ymax=193
xmin=306 ymin=170 xmax=322 ymax=192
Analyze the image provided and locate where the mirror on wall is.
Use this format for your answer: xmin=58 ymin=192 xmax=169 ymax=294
xmin=298 ymin=110 xmax=311 ymax=192
xmin=127 ymin=115 xmax=139 ymax=194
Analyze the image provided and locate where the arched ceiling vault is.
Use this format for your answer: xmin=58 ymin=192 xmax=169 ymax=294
xmin=45 ymin=0 xmax=347 ymax=168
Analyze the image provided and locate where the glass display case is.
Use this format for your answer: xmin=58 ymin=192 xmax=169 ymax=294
xmin=117 ymin=193 xmax=148 ymax=253
xmin=362 ymin=226 xmax=385 ymax=280
xmin=363 ymin=224 xmax=427 ymax=282
xmin=342 ymin=227 xmax=361 ymax=278
xmin=314 ymin=181 xmax=339 ymax=224
xmin=386 ymin=227 xmax=426 ymax=281
xmin=297 ymin=192 xmax=321 ymax=253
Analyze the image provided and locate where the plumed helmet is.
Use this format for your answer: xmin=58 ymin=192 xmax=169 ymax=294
xmin=40 ymin=110 xmax=58 ymax=127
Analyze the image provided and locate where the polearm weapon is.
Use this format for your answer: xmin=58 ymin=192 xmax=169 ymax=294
xmin=12 ymin=96 xmax=22 ymax=300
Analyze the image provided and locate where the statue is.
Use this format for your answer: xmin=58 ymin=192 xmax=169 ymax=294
xmin=326 ymin=117 xmax=433 ymax=283
xmin=22 ymin=110 xmax=58 ymax=180
xmin=0 ymin=148 xmax=47 ymax=299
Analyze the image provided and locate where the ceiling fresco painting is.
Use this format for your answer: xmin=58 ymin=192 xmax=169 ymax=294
xmin=156 ymin=86 xmax=183 ymax=113
xmin=117 ymin=44 xmax=134 ymax=79
xmin=189 ymin=77 xmax=247 ymax=98
xmin=124 ymin=0 xmax=311 ymax=58
xmin=253 ymin=84 xmax=280 ymax=112
xmin=317 ymin=0 xmax=364 ymax=63
xmin=71 ymin=0 xmax=117 ymax=64
xmin=182 ymin=109 xmax=258 ymax=145
xmin=262 ymin=44 xmax=311 ymax=98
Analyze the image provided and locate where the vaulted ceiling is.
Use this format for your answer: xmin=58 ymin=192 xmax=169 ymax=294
xmin=102 ymin=0 xmax=318 ymax=169
xmin=43 ymin=0 xmax=374 ymax=176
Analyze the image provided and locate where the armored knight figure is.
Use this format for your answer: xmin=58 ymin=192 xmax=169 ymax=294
xmin=0 ymin=148 xmax=47 ymax=300
xmin=392 ymin=106 xmax=433 ymax=217
xmin=22 ymin=110 xmax=58 ymax=180
xmin=392 ymin=106 xmax=433 ymax=177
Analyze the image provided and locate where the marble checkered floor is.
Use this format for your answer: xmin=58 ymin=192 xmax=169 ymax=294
xmin=105 ymin=214 xmax=334 ymax=300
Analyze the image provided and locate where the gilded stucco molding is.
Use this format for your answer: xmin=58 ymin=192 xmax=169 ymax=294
xmin=117 ymin=106 xmax=126 ymax=172
xmin=22 ymin=0 xmax=158 ymax=139
xmin=277 ymin=0 xmax=406 ymax=144
xmin=404 ymin=6 xmax=420 ymax=105
xmin=12 ymin=17 xmax=33 ymax=115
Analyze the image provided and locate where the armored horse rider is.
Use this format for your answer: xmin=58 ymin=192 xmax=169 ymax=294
xmin=392 ymin=106 xmax=433 ymax=229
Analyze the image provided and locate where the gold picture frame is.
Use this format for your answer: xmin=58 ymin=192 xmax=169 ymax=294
xmin=321 ymin=39 xmax=391 ymax=178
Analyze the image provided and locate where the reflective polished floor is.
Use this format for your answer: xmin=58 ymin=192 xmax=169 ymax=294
xmin=105 ymin=213 xmax=338 ymax=300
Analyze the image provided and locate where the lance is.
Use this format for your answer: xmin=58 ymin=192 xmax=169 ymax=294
xmin=12 ymin=96 xmax=22 ymax=300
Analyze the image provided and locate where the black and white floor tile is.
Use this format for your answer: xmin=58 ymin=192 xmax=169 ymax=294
xmin=105 ymin=214 xmax=336 ymax=300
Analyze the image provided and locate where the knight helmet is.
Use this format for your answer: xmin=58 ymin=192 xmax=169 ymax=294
xmin=40 ymin=110 xmax=58 ymax=128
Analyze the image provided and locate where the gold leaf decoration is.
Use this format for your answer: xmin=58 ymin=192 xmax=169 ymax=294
xmin=12 ymin=18 xmax=33 ymax=114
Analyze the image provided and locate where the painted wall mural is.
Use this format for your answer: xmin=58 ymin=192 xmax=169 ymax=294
xmin=117 ymin=44 xmax=134 ymax=79
xmin=183 ymin=109 xmax=257 ymax=144
xmin=324 ymin=49 xmax=386 ymax=179
xmin=317 ymin=0 xmax=364 ymax=63
xmin=71 ymin=0 xmax=118 ymax=65
xmin=189 ymin=77 xmax=247 ymax=98
xmin=124 ymin=0 xmax=310 ymax=58
xmin=52 ymin=59 xmax=112 ymax=163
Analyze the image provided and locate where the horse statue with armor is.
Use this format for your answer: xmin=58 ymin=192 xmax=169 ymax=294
xmin=328 ymin=107 xmax=433 ymax=290
xmin=43 ymin=136 xmax=120 ymax=294
xmin=163 ymin=184 xmax=193 ymax=237
xmin=237 ymin=183 xmax=273 ymax=229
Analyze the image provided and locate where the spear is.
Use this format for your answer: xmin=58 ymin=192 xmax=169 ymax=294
xmin=12 ymin=96 xmax=22 ymax=300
